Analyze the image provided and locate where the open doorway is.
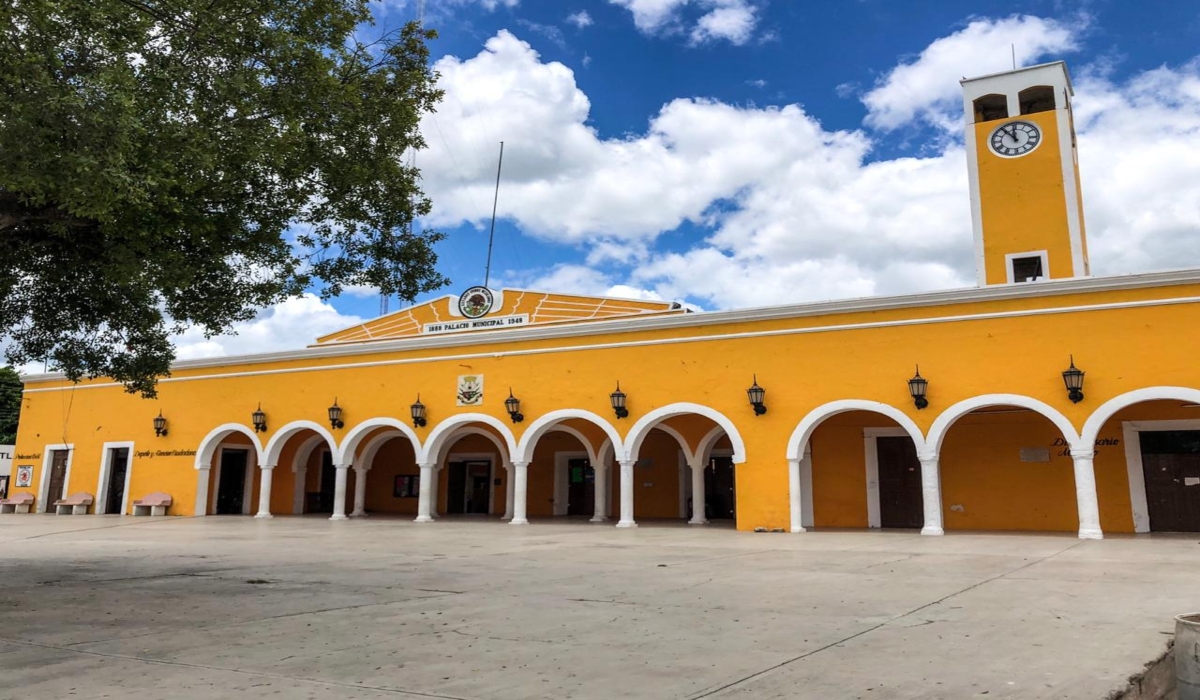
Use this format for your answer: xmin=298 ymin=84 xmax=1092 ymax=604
xmin=446 ymin=460 xmax=491 ymax=514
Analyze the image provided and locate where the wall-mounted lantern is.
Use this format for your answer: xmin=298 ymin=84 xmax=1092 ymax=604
xmin=610 ymin=382 xmax=629 ymax=419
xmin=411 ymin=395 xmax=427 ymax=428
xmin=505 ymin=389 xmax=524 ymax=424
xmin=746 ymin=375 xmax=767 ymax=416
xmin=328 ymin=398 xmax=345 ymax=429
xmin=252 ymin=404 xmax=268 ymax=433
xmin=908 ymin=366 xmax=929 ymax=410
xmin=1062 ymin=356 xmax=1085 ymax=404
xmin=153 ymin=411 xmax=169 ymax=437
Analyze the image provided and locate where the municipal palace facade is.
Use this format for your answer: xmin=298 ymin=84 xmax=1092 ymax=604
xmin=8 ymin=62 xmax=1200 ymax=537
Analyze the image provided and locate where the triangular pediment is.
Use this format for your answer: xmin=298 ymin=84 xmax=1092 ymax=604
xmin=315 ymin=288 xmax=684 ymax=345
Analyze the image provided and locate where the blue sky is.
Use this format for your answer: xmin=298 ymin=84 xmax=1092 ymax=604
xmin=173 ymin=0 xmax=1200 ymax=358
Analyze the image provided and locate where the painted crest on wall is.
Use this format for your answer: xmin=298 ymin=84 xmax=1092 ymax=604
xmin=458 ymin=287 xmax=494 ymax=319
xmin=457 ymin=375 xmax=484 ymax=406
xmin=15 ymin=464 xmax=33 ymax=488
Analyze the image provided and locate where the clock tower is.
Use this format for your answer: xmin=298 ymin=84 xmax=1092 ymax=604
xmin=961 ymin=61 xmax=1089 ymax=286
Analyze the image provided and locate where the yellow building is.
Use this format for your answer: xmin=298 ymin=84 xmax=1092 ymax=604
xmin=9 ymin=62 xmax=1200 ymax=537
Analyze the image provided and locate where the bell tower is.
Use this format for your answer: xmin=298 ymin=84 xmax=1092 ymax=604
xmin=961 ymin=61 xmax=1089 ymax=286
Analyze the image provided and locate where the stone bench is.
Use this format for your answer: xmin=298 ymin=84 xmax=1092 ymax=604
xmin=132 ymin=492 xmax=172 ymax=517
xmin=0 ymin=492 xmax=35 ymax=514
xmin=54 ymin=492 xmax=94 ymax=515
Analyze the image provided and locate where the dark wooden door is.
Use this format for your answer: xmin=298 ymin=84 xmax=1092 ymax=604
xmin=46 ymin=450 xmax=69 ymax=510
xmin=314 ymin=451 xmax=335 ymax=513
xmin=446 ymin=462 xmax=466 ymax=514
xmin=1140 ymin=430 xmax=1200 ymax=532
xmin=567 ymin=458 xmax=594 ymax=516
xmin=215 ymin=449 xmax=248 ymax=515
xmin=105 ymin=447 xmax=130 ymax=514
xmin=705 ymin=456 xmax=736 ymax=519
xmin=467 ymin=461 xmax=490 ymax=514
xmin=876 ymin=436 xmax=924 ymax=529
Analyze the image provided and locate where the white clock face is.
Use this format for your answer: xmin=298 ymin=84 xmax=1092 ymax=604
xmin=988 ymin=120 xmax=1042 ymax=157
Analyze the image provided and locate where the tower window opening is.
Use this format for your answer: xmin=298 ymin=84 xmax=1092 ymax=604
xmin=1011 ymin=255 xmax=1046 ymax=283
xmin=973 ymin=94 xmax=1008 ymax=122
xmin=1019 ymin=86 xmax=1056 ymax=115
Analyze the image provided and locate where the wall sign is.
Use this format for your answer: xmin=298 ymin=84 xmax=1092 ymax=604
xmin=458 ymin=286 xmax=494 ymax=319
xmin=15 ymin=464 xmax=33 ymax=488
xmin=423 ymin=314 xmax=528 ymax=335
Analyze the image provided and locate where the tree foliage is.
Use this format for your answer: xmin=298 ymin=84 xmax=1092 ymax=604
xmin=0 ymin=0 xmax=448 ymax=396
xmin=0 ymin=367 xmax=21 ymax=444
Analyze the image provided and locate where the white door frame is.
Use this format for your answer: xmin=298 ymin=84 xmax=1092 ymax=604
xmin=863 ymin=427 xmax=911 ymax=529
xmin=38 ymin=444 xmax=74 ymax=513
xmin=553 ymin=451 xmax=589 ymax=516
xmin=447 ymin=452 xmax=495 ymax=514
xmin=211 ymin=446 xmax=256 ymax=515
xmin=95 ymin=441 xmax=136 ymax=514
xmin=1121 ymin=419 xmax=1200 ymax=533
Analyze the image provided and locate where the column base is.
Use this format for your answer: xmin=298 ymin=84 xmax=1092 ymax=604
xmin=589 ymin=515 xmax=608 ymax=522
xmin=790 ymin=526 xmax=806 ymax=533
xmin=414 ymin=515 xmax=433 ymax=523
xmin=688 ymin=518 xmax=708 ymax=525
xmin=329 ymin=514 xmax=348 ymax=521
xmin=920 ymin=526 xmax=944 ymax=536
xmin=509 ymin=518 xmax=529 ymax=525
xmin=1077 ymin=528 xmax=1103 ymax=540
xmin=615 ymin=520 xmax=637 ymax=529
xmin=254 ymin=513 xmax=273 ymax=519
xmin=350 ymin=512 xmax=367 ymax=518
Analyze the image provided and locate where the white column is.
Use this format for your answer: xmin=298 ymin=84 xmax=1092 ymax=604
xmin=688 ymin=460 xmax=708 ymax=525
xmin=800 ymin=447 xmax=815 ymax=529
xmin=503 ymin=463 xmax=515 ymax=520
xmin=330 ymin=464 xmax=350 ymax=521
xmin=255 ymin=465 xmax=275 ymax=519
xmin=351 ymin=465 xmax=369 ymax=517
xmin=788 ymin=458 xmax=805 ymax=533
xmin=510 ymin=460 xmax=529 ymax=525
xmin=292 ymin=465 xmax=307 ymax=515
xmin=193 ymin=464 xmax=211 ymax=517
xmin=1070 ymin=448 xmax=1104 ymax=540
xmin=415 ymin=463 xmax=434 ymax=522
xmin=616 ymin=459 xmax=637 ymax=528
xmin=429 ymin=465 xmax=441 ymax=519
xmin=590 ymin=463 xmax=608 ymax=522
xmin=918 ymin=453 xmax=944 ymax=536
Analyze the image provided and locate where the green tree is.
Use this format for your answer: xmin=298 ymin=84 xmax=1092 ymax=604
xmin=0 ymin=1 xmax=447 ymax=396
xmin=0 ymin=367 xmax=21 ymax=444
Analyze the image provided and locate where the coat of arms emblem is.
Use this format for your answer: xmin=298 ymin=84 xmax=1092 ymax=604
xmin=458 ymin=287 xmax=494 ymax=319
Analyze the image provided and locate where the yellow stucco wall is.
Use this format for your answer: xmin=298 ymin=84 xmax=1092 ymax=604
xmin=10 ymin=276 xmax=1200 ymax=533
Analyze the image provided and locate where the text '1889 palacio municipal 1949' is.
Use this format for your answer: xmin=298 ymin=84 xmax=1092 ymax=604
xmin=8 ymin=61 xmax=1200 ymax=538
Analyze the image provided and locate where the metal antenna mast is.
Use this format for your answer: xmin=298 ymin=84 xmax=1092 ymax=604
xmin=484 ymin=141 xmax=504 ymax=288
xmin=380 ymin=0 xmax=426 ymax=316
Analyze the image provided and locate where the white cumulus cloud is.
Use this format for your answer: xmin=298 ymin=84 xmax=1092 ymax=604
xmin=172 ymin=295 xmax=365 ymax=359
xmin=609 ymin=0 xmax=760 ymax=45
xmin=567 ymin=10 xmax=593 ymax=28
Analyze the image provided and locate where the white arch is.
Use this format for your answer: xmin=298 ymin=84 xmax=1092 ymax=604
xmin=597 ymin=438 xmax=616 ymax=465
xmin=335 ymin=417 xmax=423 ymax=466
xmin=544 ymin=425 xmax=601 ymax=466
xmin=358 ymin=430 xmax=419 ymax=471
xmin=624 ymin=403 xmax=747 ymax=464
xmin=695 ymin=425 xmax=732 ymax=465
xmin=786 ymin=400 xmax=927 ymax=460
xmin=437 ymin=426 xmax=511 ymax=465
xmin=653 ymin=423 xmax=695 ymax=463
xmin=195 ymin=423 xmax=265 ymax=469
xmin=926 ymin=394 xmax=1081 ymax=453
xmin=1080 ymin=386 xmax=1200 ymax=446
xmin=263 ymin=420 xmax=340 ymax=467
xmin=420 ymin=413 xmax=518 ymax=465
xmin=514 ymin=409 xmax=625 ymax=464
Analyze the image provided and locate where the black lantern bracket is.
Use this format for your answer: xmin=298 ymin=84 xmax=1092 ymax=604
xmin=610 ymin=382 xmax=629 ymax=419
xmin=505 ymin=389 xmax=524 ymax=424
xmin=908 ymin=366 xmax=929 ymax=410
xmin=153 ymin=410 xmax=169 ymax=437
xmin=411 ymin=395 xmax=428 ymax=428
xmin=252 ymin=403 xmax=269 ymax=433
xmin=1062 ymin=355 xmax=1085 ymax=404
xmin=328 ymin=398 xmax=345 ymax=430
xmin=747 ymin=375 xmax=767 ymax=416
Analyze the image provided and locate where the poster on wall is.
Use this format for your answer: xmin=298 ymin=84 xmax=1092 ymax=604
xmin=456 ymin=375 xmax=484 ymax=407
xmin=15 ymin=464 xmax=33 ymax=488
xmin=0 ymin=475 xmax=8 ymax=499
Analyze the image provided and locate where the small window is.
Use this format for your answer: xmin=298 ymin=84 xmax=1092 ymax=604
xmin=1011 ymin=255 xmax=1045 ymax=283
xmin=393 ymin=474 xmax=420 ymax=498
xmin=973 ymin=94 xmax=1008 ymax=122
xmin=1019 ymin=86 xmax=1055 ymax=115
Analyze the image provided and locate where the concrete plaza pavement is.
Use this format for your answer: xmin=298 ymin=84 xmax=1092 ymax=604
xmin=0 ymin=515 xmax=1195 ymax=700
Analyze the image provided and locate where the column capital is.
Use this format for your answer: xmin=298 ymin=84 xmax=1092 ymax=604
xmin=352 ymin=463 xmax=371 ymax=473
xmin=1069 ymin=448 xmax=1095 ymax=459
xmin=260 ymin=463 xmax=277 ymax=471
xmin=334 ymin=463 xmax=352 ymax=470
xmin=619 ymin=459 xmax=636 ymax=468
xmin=917 ymin=451 xmax=939 ymax=463
xmin=418 ymin=462 xmax=436 ymax=470
xmin=511 ymin=460 xmax=530 ymax=469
